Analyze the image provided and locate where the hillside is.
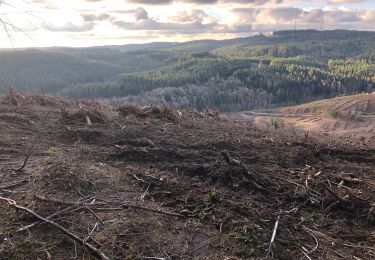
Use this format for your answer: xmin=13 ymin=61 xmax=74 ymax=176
xmin=1 ymin=30 xmax=375 ymax=111
xmin=0 ymin=49 xmax=177 ymax=94
xmin=228 ymin=93 xmax=375 ymax=139
xmin=279 ymin=92 xmax=375 ymax=116
xmin=0 ymin=93 xmax=374 ymax=259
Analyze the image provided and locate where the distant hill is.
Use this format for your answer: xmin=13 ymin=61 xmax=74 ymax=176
xmin=0 ymin=49 xmax=124 ymax=93
xmin=1 ymin=30 xmax=374 ymax=111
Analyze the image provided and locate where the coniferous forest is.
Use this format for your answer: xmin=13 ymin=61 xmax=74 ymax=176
xmin=1 ymin=30 xmax=374 ymax=111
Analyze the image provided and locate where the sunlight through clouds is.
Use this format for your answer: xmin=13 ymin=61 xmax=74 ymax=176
xmin=0 ymin=0 xmax=373 ymax=47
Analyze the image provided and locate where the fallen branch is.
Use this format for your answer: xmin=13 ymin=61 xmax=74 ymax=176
xmin=220 ymin=151 xmax=241 ymax=166
xmin=302 ymin=225 xmax=375 ymax=252
xmin=85 ymin=115 xmax=92 ymax=126
xmin=323 ymin=184 xmax=348 ymax=204
xmin=92 ymin=204 xmax=185 ymax=218
xmin=84 ymin=207 xmax=104 ymax=226
xmin=14 ymin=112 xmax=49 ymax=172
xmin=0 ymin=196 xmax=110 ymax=260
xmin=35 ymin=194 xmax=185 ymax=218
xmin=265 ymin=216 xmax=280 ymax=257
xmin=16 ymin=204 xmax=78 ymax=233
xmin=0 ymin=179 xmax=28 ymax=190
xmin=79 ymin=103 xmax=92 ymax=126
xmin=13 ymin=134 xmax=38 ymax=172
xmin=34 ymin=195 xmax=99 ymax=206
xmin=325 ymin=194 xmax=350 ymax=213
xmin=121 ymin=203 xmax=185 ymax=218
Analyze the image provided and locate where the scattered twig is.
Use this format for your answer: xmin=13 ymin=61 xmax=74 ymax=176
xmin=302 ymin=225 xmax=375 ymax=252
xmin=141 ymin=183 xmax=151 ymax=201
xmin=13 ymin=134 xmax=38 ymax=172
xmin=16 ymin=204 xmax=77 ymax=233
xmin=323 ymin=184 xmax=348 ymax=204
xmin=133 ymin=174 xmax=146 ymax=183
xmin=84 ymin=207 xmax=104 ymax=226
xmin=93 ymin=204 xmax=185 ymax=218
xmin=13 ymin=112 xmax=49 ymax=172
xmin=0 ymin=196 xmax=110 ymax=260
xmin=303 ymin=228 xmax=319 ymax=254
xmin=325 ymin=194 xmax=350 ymax=213
xmin=0 ymin=179 xmax=28 ymax=190
xmin=301 ymin=249 xmax=312 ymax=260
xmin=34 ymin=195 xmax=98 ymax=206
xmin=83 ymin=222 xmax=99 ymax=248
xmin=35 ymin=194 xmax=185 ymax=218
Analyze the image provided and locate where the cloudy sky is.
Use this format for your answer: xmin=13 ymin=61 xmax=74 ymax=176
xmin=0 ymin=0 xmax=374 ymax=48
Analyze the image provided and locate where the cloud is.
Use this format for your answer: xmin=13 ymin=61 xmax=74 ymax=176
xmin=42 ymin=21 xmax=95 ymax=32
xmin=134 ymin=7 xmax=149 ymax=20
xmin=234 ymin=6 xmax=367 ymax=25
xmin=124 ymin=0 xmax=283 ymax=4
xmin=1 ymin=0 xmax=373 ymax=48
xmin=82 ymin=13 xmax=114 ymax=22
xmin=170 ymin=9 xmax=217 ymax=23
xmin=326 ymin=0 xmax=366 ymax=3
xmin=112 ymin=8 xmax=228 ymax=34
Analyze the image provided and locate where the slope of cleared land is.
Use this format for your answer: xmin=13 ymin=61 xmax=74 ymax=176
xmin=278 ymin=93 xmax=375 ymax=136
xmin=0 ymin=93 xmax=374 ymax=259
xmin=279 ymin=92 xmax=375 ymax=116
xmin=227 ymin=93 xmax=375 ymax=139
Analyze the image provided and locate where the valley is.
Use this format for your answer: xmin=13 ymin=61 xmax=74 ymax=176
xmin=1 ymin=30 xmax=374 ymax=112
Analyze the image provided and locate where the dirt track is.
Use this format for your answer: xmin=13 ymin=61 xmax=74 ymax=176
xmin=0 ymin=94 xmax=375 ymax=259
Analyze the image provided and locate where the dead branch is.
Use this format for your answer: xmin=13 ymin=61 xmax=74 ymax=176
xmin=85 ymin=115 xmax=92 ymax=126
xmin=34 ymin=195 xmax=100 ymax=206
xmin=120 ymin=203 xmax=185 ymax=218
xmin=220 ymin=151 xmax=241 ymax=166
xmin=302 ymin=225 xmax=375 ymax=252
xmin=16 ymin=204 xmax=78 ymax=233
xmin=83 ymin=222 xmax=99 ymax=257
xmin=325 ymin=194 xmax=350 ymax=213
xmin=0 ymin=179 xmax=28 ymax=189
xmin=84 ymin=207 xmax=104 ymax=226
xmin=323 ymin=184 xmax=348 ymax=204
xmin=13 ymin=134 xmax=37 ymax=172
xmin=265 ymin=216 xmax=280 ymax=257
xmin=303 ymin=228 xmax=319 ymax=254
xmin=0 ymin=196 xmax=110 ymax=260
xmin=35 ymin=194 xmax=185 ymax=218
xmin=78 ymin=103 xmax=92 ymax=126
xmin=14 ymin=112 xmax=49 ymax=172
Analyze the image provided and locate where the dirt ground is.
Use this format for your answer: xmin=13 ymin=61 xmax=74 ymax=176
xmin=278 ymin=93 xmax=375 ymax=138
xmin=227 ymin=93 xmax=375 ymax=141
xmin=279 ymin=93 xmax=375 ymax=115
xmin=0 ymin=94 xmax=375 ymax=260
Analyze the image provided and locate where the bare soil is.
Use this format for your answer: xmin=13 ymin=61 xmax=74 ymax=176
xmin=0 ymin=94 xmax=374 ymax=260
xmin=279 ymin=93 xmax=375 ymax=116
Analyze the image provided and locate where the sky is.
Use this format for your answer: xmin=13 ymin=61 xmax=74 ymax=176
xmin=0 ymin=0 xmax=374 ymax=48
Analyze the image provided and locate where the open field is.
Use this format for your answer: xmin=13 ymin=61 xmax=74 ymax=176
xmin=0 ymin=93 xmax=374 ymax=259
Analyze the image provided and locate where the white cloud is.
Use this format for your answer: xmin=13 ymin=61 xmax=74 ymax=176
xmin=0 ymin=0 xmax=373 ymax=47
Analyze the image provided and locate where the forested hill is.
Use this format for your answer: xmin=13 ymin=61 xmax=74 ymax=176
xmin=1 ymin=30 xmax=375 ymax=111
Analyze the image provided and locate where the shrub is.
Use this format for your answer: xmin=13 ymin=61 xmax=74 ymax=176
xmin=348 ymin=111 xmax=362 ymax=121
xmin=268 ymin=117 xmax=285 ymax=129
xmin=326 ymin=109 xmax=339 ymax=118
